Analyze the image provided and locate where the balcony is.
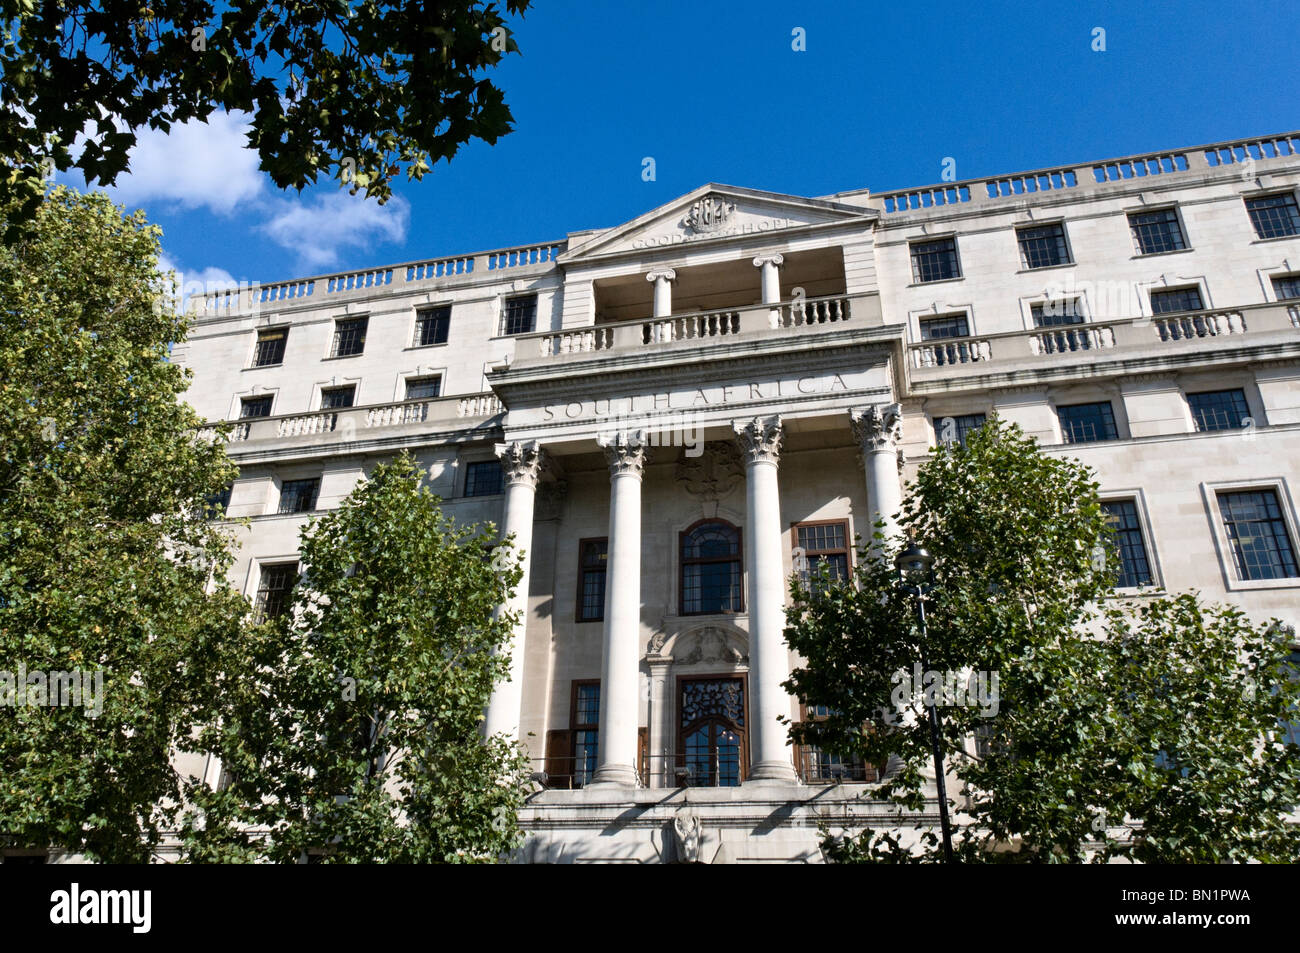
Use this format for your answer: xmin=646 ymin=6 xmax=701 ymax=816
xmin=508 ymin=292 xmax=883 ymax=364
xmin=198 ymin=392 xmax=504 ymax=455
xmin=906 ymin=302 xmax=1300 ymax=389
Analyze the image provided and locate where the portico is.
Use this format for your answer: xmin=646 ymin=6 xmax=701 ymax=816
xmin=483 ymin=309 xmax=908 ymax=788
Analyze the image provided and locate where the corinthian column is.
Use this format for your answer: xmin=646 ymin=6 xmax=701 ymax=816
xmin=850 ymin=404 xmax=904 ymax=556
xmin=734 ymin=415 xmax=797 ymax=783
xmin=590 ymin=431 xmax=648 ymax=787
xmin=484 ymin=440 xmax=545 ymax=741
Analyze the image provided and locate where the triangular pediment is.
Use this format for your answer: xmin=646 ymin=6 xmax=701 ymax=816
xmin=559 ymin=184 xmax=876 ymax=262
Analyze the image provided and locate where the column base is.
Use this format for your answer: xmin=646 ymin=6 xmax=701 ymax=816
xmin=587 ymin=763 xmax=638 ymax=789
xmin=745 ymin=760 xmax=799 ymax=784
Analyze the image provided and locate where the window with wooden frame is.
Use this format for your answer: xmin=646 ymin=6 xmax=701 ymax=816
xmin=575 ymin=538 xmax=608 ymax=622
xmin=255 ymin=561 xmax=298 ymax=621
xmin=792 ymin=520 xmax=851 ymax=585
xmin=796 ymin=704 xmax=881 ymax=783
xmin=678 ymin=675 xmax=747 ymax=787
xmin=680 ymin=519 xmax=743 ymax=615
xmin=544 ymin=680 xmax=600 ymax=789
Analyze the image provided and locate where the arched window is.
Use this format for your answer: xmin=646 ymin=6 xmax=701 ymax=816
xmin=679 ymin=677 xmax=746 ymax=786
xmin=680 ymin=520 xmax=743 ymax=616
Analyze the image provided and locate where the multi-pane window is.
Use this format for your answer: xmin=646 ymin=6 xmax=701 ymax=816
xmin=1058 ymin=401 xmax=1118 ymax=443
xmin=918 ymin=313 xmax=969 ymax=340
xmin=255 ymin=561 xmax=299 ymax=621
xmin=252 ymin=328 xmax=287 ymax=367
xmin=1245 ymin=192 xmax=1300 ymax=240
xmin=320 ymin=385 xmax=355 ymax=409
xmin=794 ymin=521 xmax=850 ymax=584
xmin=501 ymin=294 xmax=537 ymax=335
xmin=935 ymin=412 xmax=987 ymax=448
xmin=576 ymin=539 xmax=608 ymax=622
xmin=1188 ymin=389 xmax=1251 ymax=432
xmin=1271 ymin=274 xmax=1300 ymax=300
xmin=278 ymin=477 xmax=320 ymax=514
xmin=1031 ymin=297 xmax=1086 ymax=328
xmin=800 ymin=705 xmax=873 ymax=783
xmin=330 ymin=317 xmax=368 ymax=358
xmin=405 ymin=376 xmax=442 ymax=400
xmin=203 ymin=483 xmax=233 ymax=520
xmin=1218 ymin=489 xmax=1300 ymax=581
xmin=1128 ymin=207 xmax=1187 ymax=255
xmin=1101 ymin=500 xmax=1153 ymax=588
xmin=1016 ymin=222 xmax=1071 ymax=269
xmin=1149 ymin=286 xmax=1204 ymax=314
xmin=909 ymin=237 xmax=962 ymax=283
xmin=240 ymin=395 xmax=274 ymax=418
xmin=464 ymin=460 xmax=504 ymax=497
xmin=572 ymin=681 xmax=600 ymax=788
xmin=679 ymin=677 xmax=746 ymax=787
xmin=681 ymin=521 xmax=743 ymax=615
xmin=414 ymin=305 xmax=451 ymax=347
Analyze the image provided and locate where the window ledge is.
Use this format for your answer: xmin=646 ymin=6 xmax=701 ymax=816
xmin=1015 ymin=262 xmax=1075 ymax=274
xmin=404 ymin=343 xmax=449 ymax=351
xmin=249 ymin=510 xmax=321 ymax=522
xmin=1251 ymin=234 xmax=1300 ymax=245
xmin=1130 ymin=247 xmax=1194 ymax=259
xmin=906 ymin=276 xmax=964 ymax=288
xmin=322 ymin=353 xmax=364 ymax=361
xmin=1223 ymin=576 xmax=1300 ymax=592
xmin=244 ymin=363 xmax=284 ymax=371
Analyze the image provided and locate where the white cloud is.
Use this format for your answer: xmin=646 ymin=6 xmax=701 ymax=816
xmin=156 ymin=252 xmax=241 ymax=312
xmin=106 ymin=111 xmax=264 ymax=216
xmin=259 ymin=191 xmax=411 ymax=271
xmin=73 ymin=109 xmax=411 ymax=274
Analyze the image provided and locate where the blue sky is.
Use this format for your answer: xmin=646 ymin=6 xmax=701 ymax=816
xmin=73 ymin=0 xmax=1300 ymax=293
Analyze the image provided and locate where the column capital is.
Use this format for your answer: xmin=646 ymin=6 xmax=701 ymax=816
xmin=494 ymin=440 xmax=546 ymax=489
xmin=646 ymin=268 xmax=677 ymax=283
xmin=850 ymin=404 xmax=903 ymax=454
xmin=733 ymin=415 xmax=783 ymax=466
xmin=751 ymin=253 xmax=784 ymax=269
xmin=598 ymin=431 xmax=649 ymax=477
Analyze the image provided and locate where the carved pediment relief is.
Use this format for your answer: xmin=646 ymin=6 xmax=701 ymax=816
xmin=560 ymin=184 xmax=877 ymax=262
xmin=675 ymin=441 xmax=743 ymax=504
xmin=649 ymin=624 xmax=748 ymax=666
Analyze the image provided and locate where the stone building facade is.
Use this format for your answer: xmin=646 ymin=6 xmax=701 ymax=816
xmin=172 ymin=132 xmax=1300 ymax=863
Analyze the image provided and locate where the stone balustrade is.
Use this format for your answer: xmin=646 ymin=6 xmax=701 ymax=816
xmin=200 ymin=392 xmax=504 ymax=448
xmin=907 ymin=302 xmax=1296 ymax=376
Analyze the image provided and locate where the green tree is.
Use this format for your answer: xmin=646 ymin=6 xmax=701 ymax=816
xmin=1 ymin=0 xmax=531 ymax=234
xmin=786 ymin=419 xmax=1300 ymax=863
xmin=183 ymin=454 xmax=530 ymax=863
xmin=0 ymin=186 xmax=247 ymax=862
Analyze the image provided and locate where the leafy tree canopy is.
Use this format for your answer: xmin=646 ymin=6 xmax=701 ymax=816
xmin=786 ymin=419 xmax=1300 ymax=863
xmin=0 ymin=0 xmax=530 ymax=235
xmin=0 ymin=186 xmax=246 ymax=862
xmin=183 ymin=454 xmax=530 ymax=863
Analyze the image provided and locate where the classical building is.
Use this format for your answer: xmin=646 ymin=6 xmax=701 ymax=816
xmin=173 ymin=131 xmax=1300 ymax=863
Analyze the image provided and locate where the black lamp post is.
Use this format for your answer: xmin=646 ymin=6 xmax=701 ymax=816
xmin=895 ymin=541 xmax=955 ymax=863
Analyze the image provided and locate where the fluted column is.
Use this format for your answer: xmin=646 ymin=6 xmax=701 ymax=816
xmin=590 ymin=431 xmax=648 ymax=787
xmin=734 ymin=415 xmax=797 ymax=783
xmin=646 ymin=269 xmax=677 ymax=318
xmin=484 ymin=441 xmax=545 ymax=740
xmin=752 ymin=254 xmax=784 ymax=304
xmin=850 ymin=404 xmax=904 ymax=556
